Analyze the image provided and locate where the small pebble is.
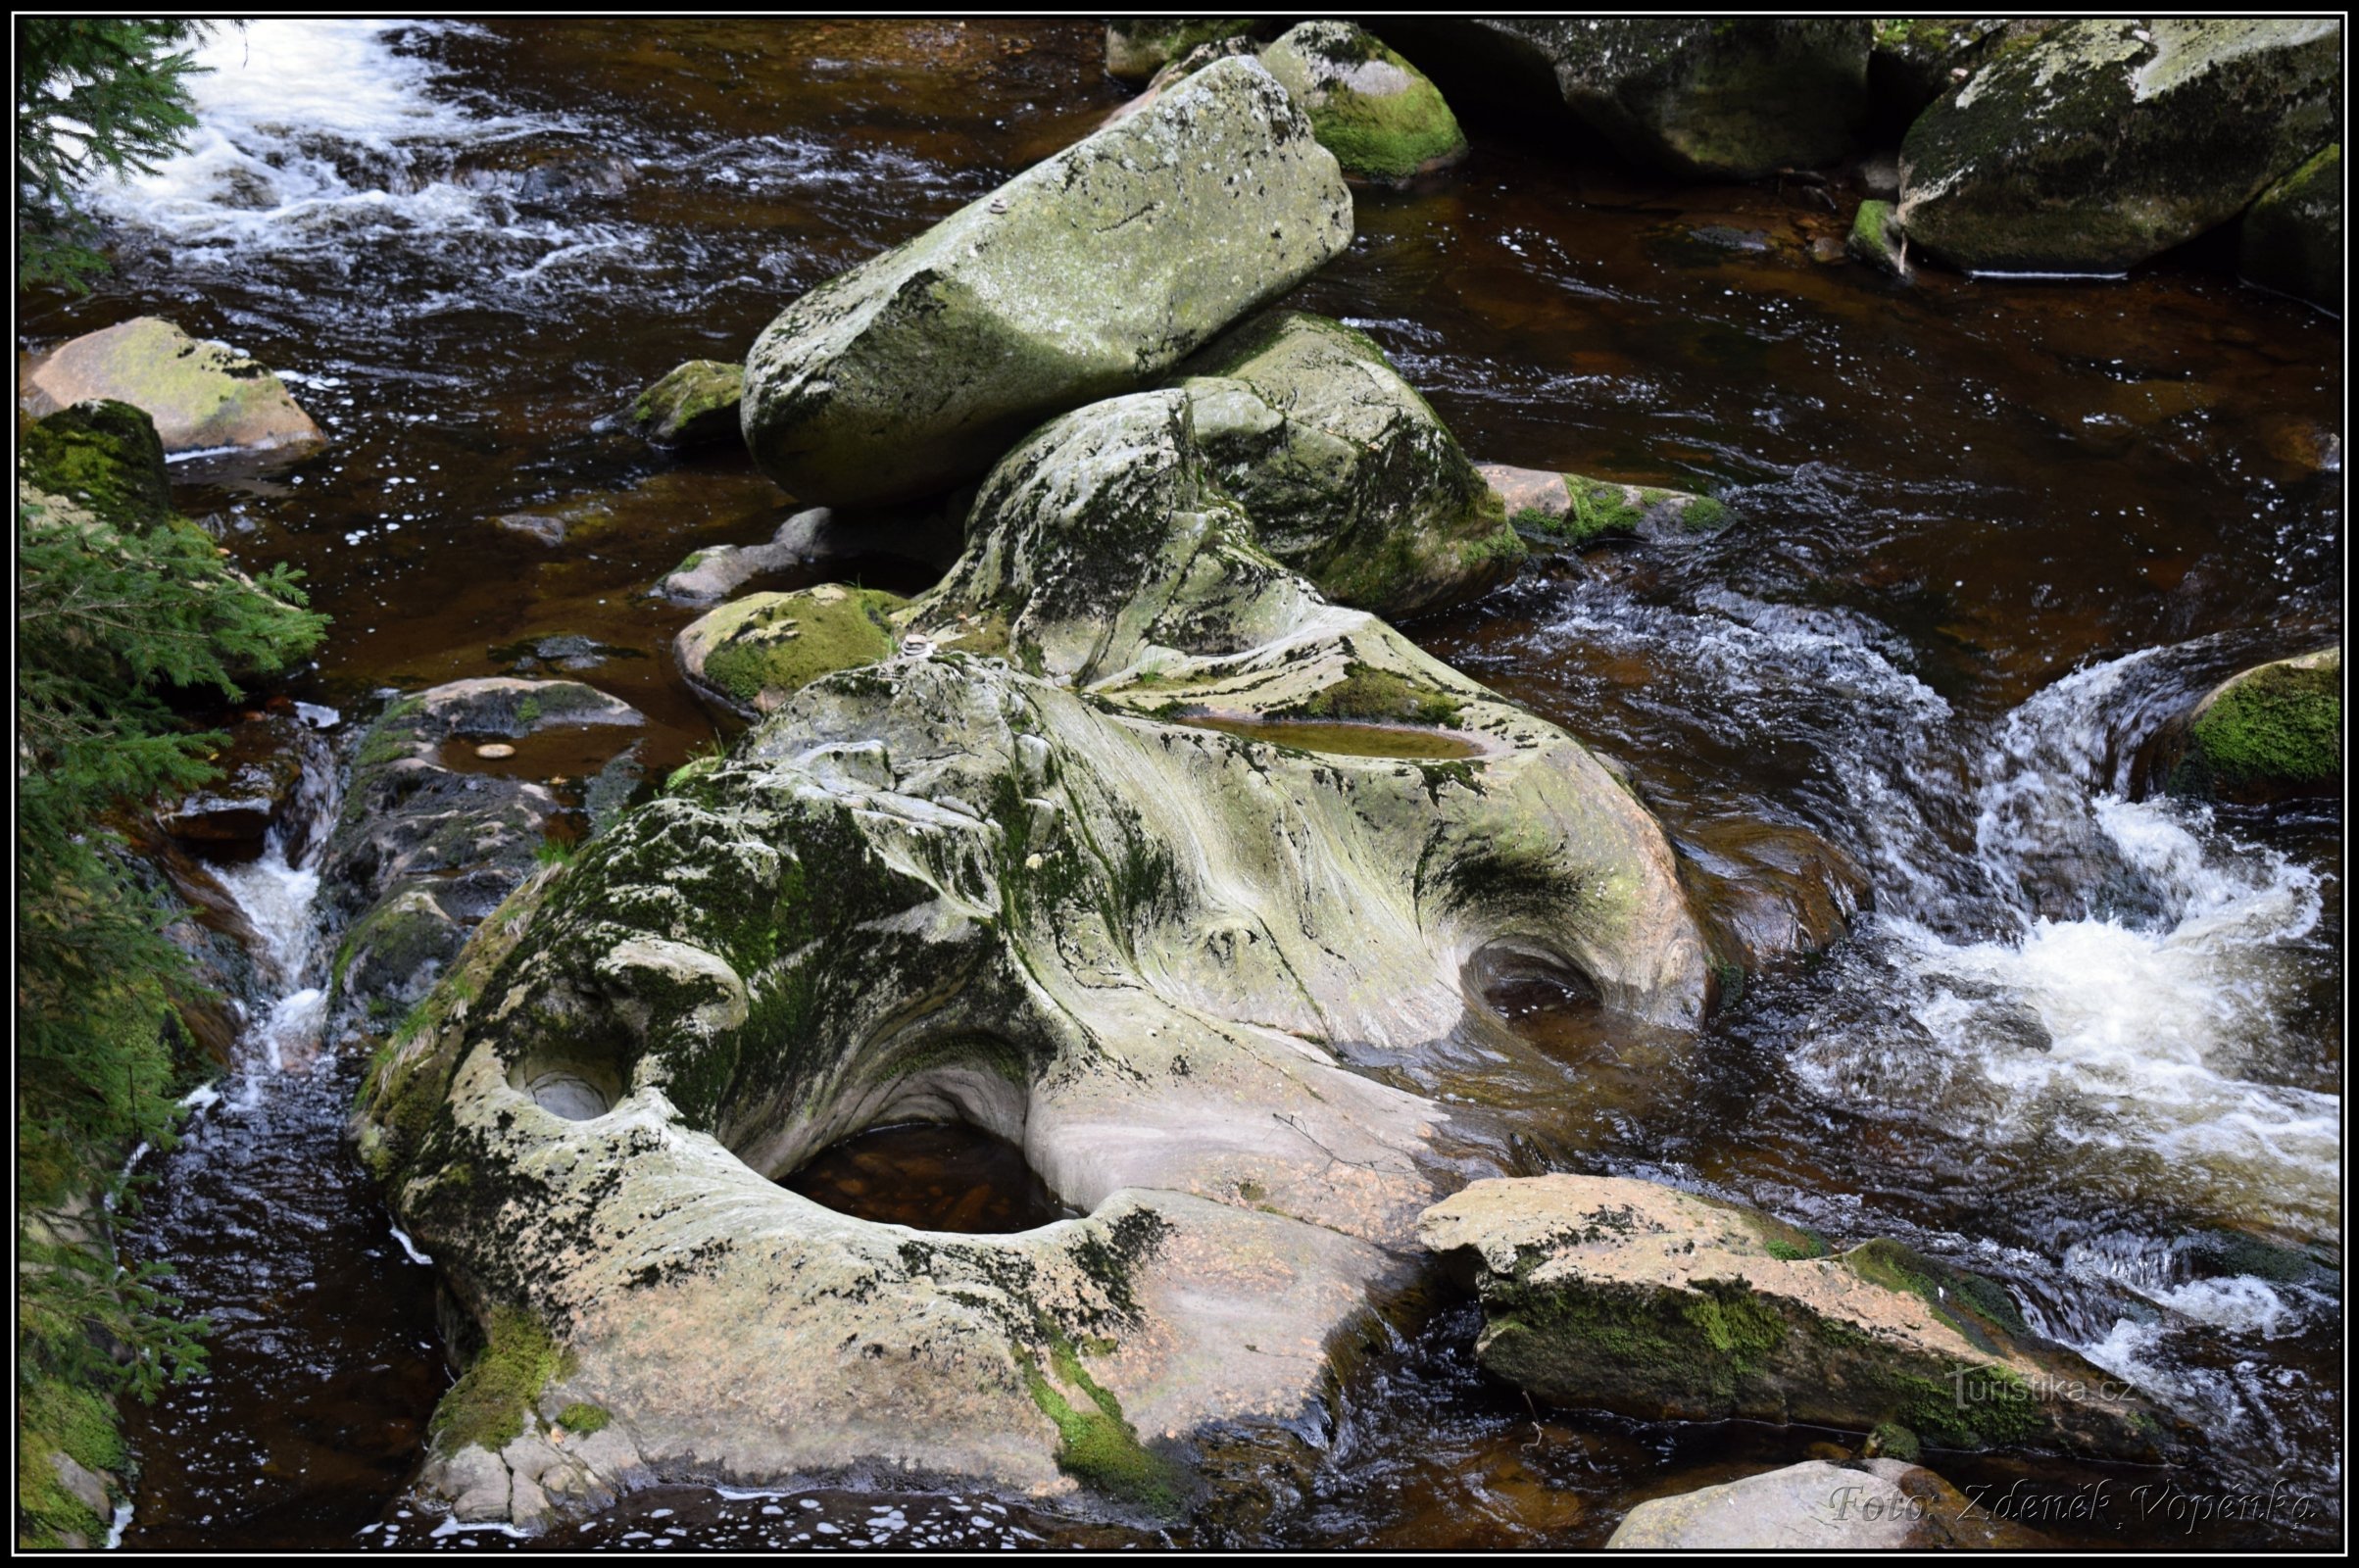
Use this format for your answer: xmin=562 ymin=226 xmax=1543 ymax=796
xmin=475 ymin=743 xmax=516 ymax=759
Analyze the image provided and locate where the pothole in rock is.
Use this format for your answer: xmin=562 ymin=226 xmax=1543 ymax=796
xmin=780 ymin=1121 xmax=1082 ymax=1235
xmin=1178 ymin=713 xmax=1487 ymax=760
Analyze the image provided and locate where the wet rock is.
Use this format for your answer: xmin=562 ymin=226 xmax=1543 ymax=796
xmin=1481 ymin=462 xmax=1727 ymax=550
xmin=673 ymin=584 xmax=907 ymax=717
xmin=1845 ymin=198 xmax=1908 ymax=277
xmin=21 ymin=317 xmax=323 ymax=456
xmin=156 ymin=707 xmax=330 ymax=861
xmin=626 ymin=359 xmax=744 ymax=450
xmin=651 ymin=507 xmax=856 ymax=605
xmin=1409 ymin=20 xmax=1872 ymax=179
xmin=1106 ymin=17 xmax=1260 ymax=81
xmin=1418 ymin=1174 xmax=2177 ymax=1460
xmin=1898 ymin=20 xmax=2343 ymax=273
xmin=1258 ymin=22 xmax=1467 ymax=184
xmin=740 ymin=58 xmax=1352 ymax=508
xmin=359 ymin=371 xmax=1707 ymax=1522
xmin=2239 ymin=143 xmax=2340 ymax=312
xmin=2163 ymin=646 xmax=2341 ymax=802
xmin=1173 ymin=311 xmax=1522 ymax=617
xmin=488 ymin=634 xmax=645 ymax=676
xmin=1679 ymin=819 xmax=1869 ymax=975
xmin=319 ymin=678 xmax=642 ymax=1035
xmin=1101 ymin=34 xmax=1263 ymax=127
xmin=1606 ymin=1458 xmax=2046 ymax=1548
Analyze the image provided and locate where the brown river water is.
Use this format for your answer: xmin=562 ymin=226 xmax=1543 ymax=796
xmin=21 ymin=18 xmax=2339 ymax=1551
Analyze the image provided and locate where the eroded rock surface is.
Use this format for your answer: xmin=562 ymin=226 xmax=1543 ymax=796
xmin=22 ymin=317 xmax=324 ymax=456
xmin=363 ymin=370 xmax=1707 ymax=1525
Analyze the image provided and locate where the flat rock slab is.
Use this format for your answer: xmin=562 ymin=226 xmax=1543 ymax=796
xmin=1419 ymin=1173 xmax=2176 ymax=1459
xmin=22 ymin=317 xmax=323 ymax=455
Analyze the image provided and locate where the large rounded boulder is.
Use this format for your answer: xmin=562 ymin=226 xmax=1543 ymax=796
xmin=2240 ymin=143 xmax=2341 ymax=312
xmin=1898 ymin=19 xmax=2342 ymax=273
xmin=740 ymin=57 xmax=1352 ymax=509
xmin=1257 ymin=21 xmax=1467 ymax=184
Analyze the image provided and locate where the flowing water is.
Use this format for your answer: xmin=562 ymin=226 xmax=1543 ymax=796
xmin=26 ymin=19 xmax=2338 ymax=1550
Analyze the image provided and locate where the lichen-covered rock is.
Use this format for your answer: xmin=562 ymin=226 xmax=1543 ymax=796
xmin=626 ymin=360 xmax=744 ymax=450
xmin=2168 ymin=646 xmax=2341 ymax=802
xmin=1898 ymin=20 xmax=2343 ymax=273
xmin=1479 ymin=462 xmax=1727 ymax=550
xmin=319 ymin=678 xmax=642 ymax=1036
xmin=2240 ymin=143 xmax=2341 ymax=312
xmin=1845 ymin=197 xmax=1907 ymax=276
xmin=1258 ymin=22 xmax=1467 ymax=184
xmin=21 ymin=317 xmax=323 ymax=456
xmin=673 ymin=584 xmax=907 ymax=717
xmin=1418 ymin=1174 xmax=2177 ymax=1460
xmin=740 ymin=58 xmax=1352 ymax=509
xmin=1106 ymin=17 xmax=1259 ymax=81
xmin=1606 ymin=1458 xmax=2047 ymax=1548
xmin=362 ymin=373 xmax=1707 ymax=1523
xmin=1173 ymin=312 xmax=1520 ymax=617
xmin=1447 ymin=19 xmax=1873 ymax=179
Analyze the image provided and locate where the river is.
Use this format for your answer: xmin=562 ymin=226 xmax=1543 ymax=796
xmin=21 ymin=18 xmax=2339 ymax=1550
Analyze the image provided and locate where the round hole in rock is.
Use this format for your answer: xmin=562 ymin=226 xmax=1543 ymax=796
xmin=780 ymin=1120 xmax=1081 ymax=1234
xmin=522 ymin=1067 xmax=614 ymax=1121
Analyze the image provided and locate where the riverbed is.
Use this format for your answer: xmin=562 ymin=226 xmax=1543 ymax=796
xmin=23 ymin=18 xmax=2339 ymax=1551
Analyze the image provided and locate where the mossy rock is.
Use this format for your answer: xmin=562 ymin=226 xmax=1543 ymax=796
xmin=431 ymin=1305 xmax=568 ymax=1457
xmin=21 ymin=317 xmax=323 ymax=456
xmin=1172 ymin=309 xmax=1519 ymax=618
xmin=1419 ymin=1174 xmax=2177 ymax=1460
xmin=1259 ymin=21 xmax=1467 ymax=184
xmin=1867 ymin=19 xmax=2019 ymax=123
xmin=2173 ymin=647 xmax=2341 ymax=802
xmin=2239 ymin=143 xmax=2340 ymax=312
xmin=675 ymin=585 xmax=908 ymax=717
xmin=1487 ymin=464 xmax=1728 ymax=550
xmin=1106 ymin=17 xmax=1260 ymax=81
xmin=19 ymin=399 xmax=173 ymax=529
xmin=1845 ymin=198 xmax=1906 ymax=276
xmin=627 ymin=359 xmax=745 ymax=450
xmin=1898 ymin=20 xmax=2342 ymax=273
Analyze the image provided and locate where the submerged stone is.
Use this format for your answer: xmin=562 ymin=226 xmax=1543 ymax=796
xmin=740 ymin=58 xmax=1351 ymax=508
xmin=1480 ymin=462 xmax=1727 ymax=550
xmin=21 ymin=317 xmax=324 ymax=457
xmin=1418 ymin=1174 xmax=2178 ymax=1460
xmin=2239 ymin=143 xmax=2341 ymax=312
xmin=1898 ymin=19 xmax=2343 ymax=273
xmin=1258 ymin=21 xmax=1467 ymax=184
xmin=1845 ymin=197 xmax=1907 ymax=276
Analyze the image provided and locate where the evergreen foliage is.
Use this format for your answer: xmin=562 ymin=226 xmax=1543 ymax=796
xmin=16 ymin=18 xmax=213 ymax=290
xmin=16 ymin=414 xmax=326 ymax=1542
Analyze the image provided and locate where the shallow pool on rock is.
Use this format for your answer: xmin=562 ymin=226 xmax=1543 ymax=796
xmin=1179 ymin=714 xmax=1489 ymax=760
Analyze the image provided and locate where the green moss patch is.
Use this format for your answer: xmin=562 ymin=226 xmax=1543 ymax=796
xmin=430 ymin=1305 xmax=567 ymax=1457
xmin=1020 ymin=1332 xmax=1183 ymax=1513
xmin=2183 ymin=656 xmax=2340 ymax=794
xmin=1281 ymin=662 xmax=1463 ymax=727
xmin=17 ymin=1375 xmax=124 ymax=1547
xmin=555 ymin=1401 xmax=612 ymax=1436
xmin=688 ymin=586 xmax=908 ymax=712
